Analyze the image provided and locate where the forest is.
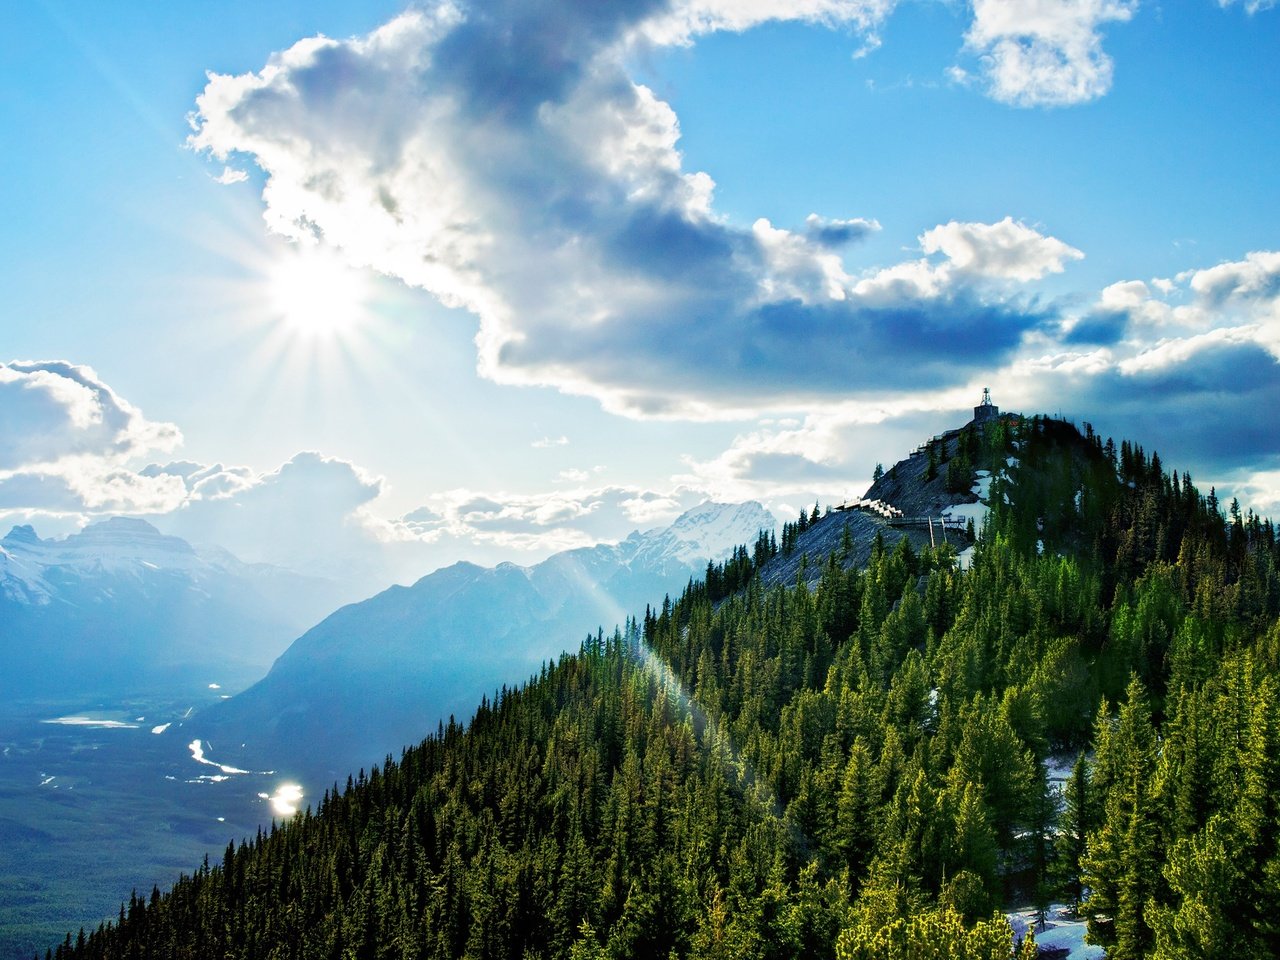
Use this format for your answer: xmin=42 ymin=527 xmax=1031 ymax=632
xmin=42 ymin=415 xmax=1280 ymax=959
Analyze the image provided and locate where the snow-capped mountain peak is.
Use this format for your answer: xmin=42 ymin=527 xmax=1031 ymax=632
xmin=0 ymin=518 xmax=356 ymax=698
xmin=633 ymin=501 xmax=775 ymax=568
xmin=1 ymin=517 xmax=198 ymax=580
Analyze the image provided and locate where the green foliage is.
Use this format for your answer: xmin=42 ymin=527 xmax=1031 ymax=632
xmin=944 ymin=452 xmax=973 ymax=495
xmin=834 ymin=905 xmax=1014 ymax=960
xmin=42 ymin=416 xmax=1280 ymax=960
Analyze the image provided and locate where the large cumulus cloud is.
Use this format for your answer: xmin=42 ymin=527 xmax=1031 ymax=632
xmin=0 ymin=361 xmax=184 ymax=525
xmin=1052 ymin=250 xmax=1280 ymax=472
xmin=0 ymin=361 xmax=180 ymax=471
xmin=988 ymin=249 xmax=1280 ymax=479
xmin=147 ymin=452 xmax=385 ymax=579
xmin=0 ymin=361 xmax=738 ymax=584
xmin=189 ymin=2 xmax=1083 ymax=419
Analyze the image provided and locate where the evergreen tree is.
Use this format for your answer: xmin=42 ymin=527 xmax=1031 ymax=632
xmin=1081 ymin=677 xmax=1160 ymax=960
xmin=1053 ymin=752 xmax=1092 ymax=913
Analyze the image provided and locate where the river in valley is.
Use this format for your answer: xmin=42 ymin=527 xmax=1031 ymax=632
xmin=0 ymin=684 xmax=304 ymax=960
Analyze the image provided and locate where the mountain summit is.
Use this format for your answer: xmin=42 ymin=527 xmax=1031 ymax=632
xmin=633 ymin=500 xmax=779 ymax=569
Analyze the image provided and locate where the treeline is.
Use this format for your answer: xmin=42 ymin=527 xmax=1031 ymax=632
xmin=44 ymin=417 xmax=1280 ymax=959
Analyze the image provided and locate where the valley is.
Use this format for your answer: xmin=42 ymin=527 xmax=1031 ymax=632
xmin=0 ymin=686 xmax=289 ymax=960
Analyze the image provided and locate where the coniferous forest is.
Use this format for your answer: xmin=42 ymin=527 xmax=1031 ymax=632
xmin=43 ymin=415 xmax=1280 ymax=959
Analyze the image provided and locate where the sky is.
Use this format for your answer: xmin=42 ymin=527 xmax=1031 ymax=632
xmin=2 ymin=0 xmax=1278 ymax=591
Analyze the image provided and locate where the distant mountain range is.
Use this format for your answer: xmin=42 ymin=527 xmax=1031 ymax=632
xmin=194 ymin=501 xmax=775 ymax=781
xmin=0 ymin=517 xmax=353 ymax=699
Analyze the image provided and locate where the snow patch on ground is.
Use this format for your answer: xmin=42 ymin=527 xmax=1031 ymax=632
xmin=957 ymin=546 xmax=976 ymax=570
xmin=41 ymin=716 xmax=139 ymax=729
xmin=943 ymin=501 xmax=989 ymax=526
xmin=942 ymin=470 xmax=995 ymax=531
xmin=1044 ymin=753 xmax=1081 ymax=786
xmin=1008 ymin=904 xmax=1102 ymax=959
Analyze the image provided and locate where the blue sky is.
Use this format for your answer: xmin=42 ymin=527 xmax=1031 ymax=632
xmin=2 ymin=0 xmax=1278 ymax=588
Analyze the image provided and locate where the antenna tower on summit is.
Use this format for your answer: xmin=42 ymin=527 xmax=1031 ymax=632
xmin=973 ymin=387 xmax=999 ymax=424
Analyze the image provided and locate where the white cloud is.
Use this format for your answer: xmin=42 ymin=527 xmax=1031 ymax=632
xmin=920 ymin=216 xmax=1084 ymax=281
xmin=675 ymin=243 xmax=1280 ymax=510
xmin=532 ymin=435 xmax=570 ymax=448
xmin=1063 ymin=279 xmax=1173 ymax=342
xmin=0 ymin=361 xmax=180 ymax=472
xmin=213 ymin=166 xmax=249 ymax=184
xmin=1116 ymin=325 xmax=1258 ymax=375
xmin=752 ymin=217 xmax=853 ymax=302
xmin=1187 ymin=249 xmax=1280 ymax=307
xmin=975 ymin=245 xmax=1280 ymax=481
xmin=642 ymin=0 xmax=898 ymax=47
xmin=151 ymin=452 xmax=384 ymax=580
xmin=674 ymin=401 xmax=958 ymax=507
xmin=1097 ymin=279 xmax=1153 ymax=312
xmin=0 ymin=362 xmax=185 ymax=522
xmin=188 ymin=5 xmax=1067 ymax=420
xmin=1226 ymin=467 xmax=1280 ymax=518
xmin=1217 ymin=0 xmax=1276 ymax=13
xmin=0 ymin=461 xmax=190 ymax=523
xmin=375 ymin=483 xmax=713 ymax=560
xmin=1061 ymin=249 xmax=1280 ymax=350
xmin=963 ymin=0 xmax=1138 ymax=107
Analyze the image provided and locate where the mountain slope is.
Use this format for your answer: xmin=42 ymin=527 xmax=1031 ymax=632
xmin=41 ymin=415 xmax=1280 ymax=960
xmin=195 ymin=501 xmax=774 ymax=779
xmin=0 ymin=518 xmax=347 ymax=698
xmin=755 ymin=418 xmax=1012 ymax=589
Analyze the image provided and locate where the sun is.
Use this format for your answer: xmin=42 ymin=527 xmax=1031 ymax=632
xmin=268 ymin=244 xmax=371 ymax=339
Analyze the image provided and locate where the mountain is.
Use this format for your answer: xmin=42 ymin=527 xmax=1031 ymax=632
xmin=0 ymin=518 xmax=351 ymax=699
xmin=755 ymin=418 xmax=1003 ymax=589
xmin=195 ymin=501 xmax=775 ymax=780
xmin=49 ymin=412 xmax=1280 ymax=960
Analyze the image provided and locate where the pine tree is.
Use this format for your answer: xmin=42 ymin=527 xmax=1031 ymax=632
xmin=1053 ymin=752 xmax=1092 ymax=913
xmin=1081 ymin=677 xmax=1160 ymax=960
